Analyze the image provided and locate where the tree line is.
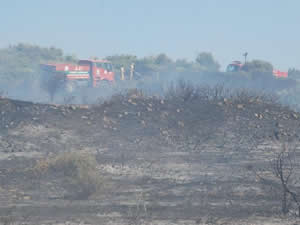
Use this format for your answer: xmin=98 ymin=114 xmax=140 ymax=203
xmin=0 ymin=43 xmax=283 ymax=84
xmin=0 ymin=43 xmax=76 ymax=85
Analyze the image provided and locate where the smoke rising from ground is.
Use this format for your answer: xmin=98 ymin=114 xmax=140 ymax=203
xmin=0 ymin=69 xmax=297 ymax=113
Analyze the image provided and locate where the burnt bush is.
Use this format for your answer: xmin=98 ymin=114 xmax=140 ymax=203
xmin=34 ymin=152 xmax=102 ymax=199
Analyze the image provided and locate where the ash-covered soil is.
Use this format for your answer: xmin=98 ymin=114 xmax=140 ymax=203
xmin=1 ymin=88 xmax=300 ymax=225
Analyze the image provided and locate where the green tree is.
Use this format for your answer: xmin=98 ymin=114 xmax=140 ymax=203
xmin=105 ymin=54 xmax=137 ymax=70
xmin=175 ymin=58 xmax=202 ymax=73
xmin=242 ymin=59 xmax=273 ymax=73
xmin=134 ymin=56 xmax=158 ymax=75
xmin=135 ymin=54 xmax=174 ymax=75
xmin=154 ymin=53 xmax=173 ymax=65
xmin=195 ymin=52 xmax=220 ymax=71
xmin=288 ymin=68 xmax=300 ymax=79
xmin=0 ymin=43 xmax=76 ymax=84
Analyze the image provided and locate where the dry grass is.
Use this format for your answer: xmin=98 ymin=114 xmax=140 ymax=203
xmin=34 ymin=152 xmax=102 ymax=199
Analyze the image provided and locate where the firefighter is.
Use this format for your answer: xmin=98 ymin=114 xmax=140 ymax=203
xmin=120 ymin=66 xmax=125 ymax=81
xmin=130 ymin=63 xmax=135 ymax=80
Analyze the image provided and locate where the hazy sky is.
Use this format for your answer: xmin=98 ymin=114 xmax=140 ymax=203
xmin=1 ymin=0 xmax=299 ymax=70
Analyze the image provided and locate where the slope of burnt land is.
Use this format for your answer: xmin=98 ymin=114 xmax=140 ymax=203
xmin=0 ymin=89 xmax=300 ymax=225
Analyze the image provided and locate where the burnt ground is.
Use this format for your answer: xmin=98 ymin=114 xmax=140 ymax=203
xmin=1 ymin=88 xmax=300 ymax=225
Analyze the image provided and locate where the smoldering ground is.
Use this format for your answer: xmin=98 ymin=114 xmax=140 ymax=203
xmin=0 ymin=70 xmax=296 ymax=109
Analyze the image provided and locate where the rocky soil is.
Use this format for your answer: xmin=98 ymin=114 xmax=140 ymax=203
xmin=1 ymin=88 xmax=300 ymax=225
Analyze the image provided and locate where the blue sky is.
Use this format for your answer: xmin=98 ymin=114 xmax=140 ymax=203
xmin=1 ymin=0 xmax=299 ymax=70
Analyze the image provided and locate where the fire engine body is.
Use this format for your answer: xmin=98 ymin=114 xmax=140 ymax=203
xmin=226 ymin=61 xmax=288 ymax=78
xmin=272 ymin=69 xmax=288 ymax=79
xmin=41 ymin=59 xmax=114 ymax=92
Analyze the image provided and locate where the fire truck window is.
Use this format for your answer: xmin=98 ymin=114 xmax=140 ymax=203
xmin=226 ymin=65 xmax=234 ymax=72
xmin=96 ymin=63 xmax=113 ymax=72
xmin=96 ymin=63 xmax=104 ymax=69
xmin=105 ymin=63 xmax=113 ymax=72
xmin=227 ymin=64 xmax=240 ymax=72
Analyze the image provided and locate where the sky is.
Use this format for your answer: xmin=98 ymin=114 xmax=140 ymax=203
xmin=1 ymin=0 xmax=300 ymax=70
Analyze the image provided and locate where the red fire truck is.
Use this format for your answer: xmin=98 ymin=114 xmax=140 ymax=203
xmin=226 ymin=61 xmax=288 ymax=78
xmin=40 ymin=59 xmax=115 ymax=92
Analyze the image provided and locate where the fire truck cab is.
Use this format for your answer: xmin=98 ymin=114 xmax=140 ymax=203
xmin=226 ymin=61 xmax=244 ymax=72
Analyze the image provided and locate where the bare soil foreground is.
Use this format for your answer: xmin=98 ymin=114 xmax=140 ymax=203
xmin=1 ymin=88 xmax=300 ymax=225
